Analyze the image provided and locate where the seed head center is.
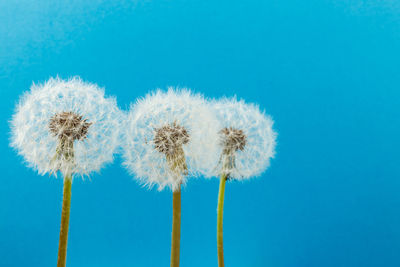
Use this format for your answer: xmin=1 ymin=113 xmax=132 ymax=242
xmin=49 ymin=111 xmax=92 ymax=141
xmin=220 ymin=127 xmax=247 ymax=154
xmin=154 ymin=122 xmax=189 ymax=177
xmin=153 ymin=122 xmax=189 ymax=156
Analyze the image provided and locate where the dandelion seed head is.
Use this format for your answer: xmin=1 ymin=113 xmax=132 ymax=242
xmin=121 ymin=88 xmax=221 ymax=191
xmin=10 ymin=77 xmax=122 ymax=178
xmin=211 ymin=97 xmax=277 ymax=180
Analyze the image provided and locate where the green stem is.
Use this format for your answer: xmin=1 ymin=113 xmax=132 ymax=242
xmin=217 ymin=174 xmax=227 ymax=267
xmin=57 ymin=175 xmax=72 ymax=267
xmin=170 ymin=185 xmax=181 ymax=267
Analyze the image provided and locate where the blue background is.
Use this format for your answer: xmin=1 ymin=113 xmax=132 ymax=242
xmin=1 ymin=1 xmax=399 ymax=266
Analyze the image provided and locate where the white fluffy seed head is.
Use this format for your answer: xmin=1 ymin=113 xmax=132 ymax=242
xmin=10 ymin=77 xmax=122 ymax=178
xmin=121 ymin=88 xmax=221 ymax=191
xmin=211 ymin=97 xmax=277 ymax=180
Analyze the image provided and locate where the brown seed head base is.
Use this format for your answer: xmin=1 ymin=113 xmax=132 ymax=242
xmin=154 ymin=122 xmax=189 ymax=177
xmin=220 ymin=127 xmax=247 ymax=154
xmin=220 ymin=127 xmax=247 ymax=179
xmin=48 ymin=111 xmax=92 ymax=174
xmin=154 ymin=122 xmax=189 ymax=155
xmin=49 ymin=111 xmax=92 ymax=141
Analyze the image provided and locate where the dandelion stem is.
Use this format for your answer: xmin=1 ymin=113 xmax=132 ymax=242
xmin=217 ymin=174 xmax=227 ymax=267
xmin=170 ymin=185 xmax=181 ymax=267
xmin=57 ymin=175 xmax=72 ymax=267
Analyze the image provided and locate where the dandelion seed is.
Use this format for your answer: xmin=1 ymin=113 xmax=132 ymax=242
xmin=10 ymin=77 xmax=121 ymax=267
xmin=209 ymin=97 xmax=277 ymax=180
xmin=121 ymin=88 xmax=220 ymax=267
xmin=121 ymin=88 xmax=220 ymax=191
xmin=210 ymin=97 xmax=277 ymax=267
xmin=10 ymin=77 xmax=121 ymax=177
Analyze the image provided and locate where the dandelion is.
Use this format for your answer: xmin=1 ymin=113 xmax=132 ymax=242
xmin=10 ymin=77 xmax=121 ymax=267
xmin=121 ymin=88 xmax=220 ymax=267
xmin=211 ymin=97 xmax=277 ymax=267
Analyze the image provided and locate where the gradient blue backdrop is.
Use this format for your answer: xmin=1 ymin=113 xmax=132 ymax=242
xmin=1 ymin=1 xmax=399 ymax=266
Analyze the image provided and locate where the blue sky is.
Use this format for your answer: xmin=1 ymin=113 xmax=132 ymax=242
xmin=1 ymin=1 xmax=400 ymax=266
